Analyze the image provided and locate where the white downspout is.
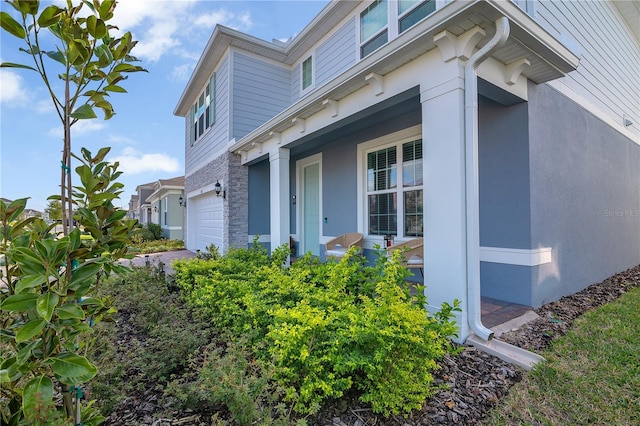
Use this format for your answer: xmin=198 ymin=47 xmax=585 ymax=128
xmin=465 ymin=17 xmax=510 ymax=341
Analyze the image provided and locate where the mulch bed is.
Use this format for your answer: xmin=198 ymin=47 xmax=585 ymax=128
xmin=102 ymin=264 xmax=640 ymax=425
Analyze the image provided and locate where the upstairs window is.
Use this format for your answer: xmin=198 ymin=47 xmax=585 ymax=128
xmin=360 ymin=0 xmax=388 ymax=58
xmin=302 ymin=56 xmax=313 ymax=91
xmin=190 ymin=72 xmax=216 ymax=145
xmin=398 ymin=0 xmax=436 ymax=33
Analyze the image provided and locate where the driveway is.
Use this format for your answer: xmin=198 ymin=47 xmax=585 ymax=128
xmin=123 ymin=249 xmax=197 ymax=275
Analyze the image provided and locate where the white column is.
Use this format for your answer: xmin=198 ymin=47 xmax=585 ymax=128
xmin=269 ymin=148 xmax=290 ymax=253
xmin=421 ymin=65 xmax=470 ymax=342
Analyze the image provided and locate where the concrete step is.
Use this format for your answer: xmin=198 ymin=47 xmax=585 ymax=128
xmin=467 ymin=335 xmax=545 ymax=371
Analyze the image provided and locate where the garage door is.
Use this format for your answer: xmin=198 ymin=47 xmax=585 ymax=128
xmin=188 ymin=192 xmax=223 ymax=252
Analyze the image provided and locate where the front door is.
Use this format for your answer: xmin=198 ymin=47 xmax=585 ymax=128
xmin=301 ymin=160 xmax=320 ymax=256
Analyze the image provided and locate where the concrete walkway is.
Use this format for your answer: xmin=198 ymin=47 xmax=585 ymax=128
xmin=123 ymin=249 xmax=197 ymax=275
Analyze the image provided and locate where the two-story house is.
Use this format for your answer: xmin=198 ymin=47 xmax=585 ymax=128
xmin=175 ymin=0 xmax=639 ymax=342
xmin=145 ymin=176 xmax=186 ymax=240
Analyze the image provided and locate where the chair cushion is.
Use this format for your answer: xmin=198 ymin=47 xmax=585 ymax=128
xmin=325 ymin=247 xmax=348 ymax=258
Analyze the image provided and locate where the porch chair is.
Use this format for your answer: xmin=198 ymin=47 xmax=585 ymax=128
xmin=324 ymin=232 xmax=364 ymax=260
xmin=386 ymin=237 xmax=424 ymax=276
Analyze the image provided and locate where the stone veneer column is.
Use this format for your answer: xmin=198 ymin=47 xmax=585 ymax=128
xmin=225 ymin=151 xmax=248 ymax=249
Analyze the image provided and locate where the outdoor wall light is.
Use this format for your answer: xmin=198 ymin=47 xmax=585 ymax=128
xmin=214 ymin=180 xmax=226 ymax=199
xmin=179 ymin=195 xmax=186 ymax=207
xmin=154 ymin=206 xmax=157 ymax=212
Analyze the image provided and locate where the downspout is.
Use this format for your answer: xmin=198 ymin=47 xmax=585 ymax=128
xmin=465 ymin=17 xmax=510 ymax=341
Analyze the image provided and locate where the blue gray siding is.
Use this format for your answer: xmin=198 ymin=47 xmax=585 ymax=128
xmin=185 ymin=55 xmax=230 ymax=181
xmin=248 ymin=159 xmax=271 ymax=236
xmin=528 ymin=82 xmax=640 ymax=306
xmin=232 ymin=52 xmax=291 ymax=140
xmin=315 ymin=17 xmax=356 ymax=88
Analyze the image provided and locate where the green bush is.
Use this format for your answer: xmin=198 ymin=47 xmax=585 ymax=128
xmin=174 ymin=244 xmax=460 ymax=416
xmin=146 ymin=222 xmax=162 ymax=240
xmin=130 ymin=227 xmax=155 ymax=243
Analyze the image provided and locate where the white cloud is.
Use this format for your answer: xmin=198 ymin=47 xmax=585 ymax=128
xmin=0 ymin=69 xmax=28 ymax=106
xmin=194 ymin=8 xmax=253 ymax=32
xmin=170 ymin=63 xmax=193 ymax=81
xmin=107 ymin=134 xmax=136 ymax=145
xmin=110 ymin=147 xmax=180 ymax=174
xmin=48 ymin=120 xmax=106 ymax=138
xmin=36 ymin=98 xmax=55 ymax=114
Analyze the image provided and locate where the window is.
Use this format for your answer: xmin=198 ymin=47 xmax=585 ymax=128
xmin=360 ymin=0 xmax=388 ymax=58
xmin=190 ymin=72 xmax=216 ymax=145
xmin=398 ymin=0 xmax=435 ymax=33
xmin=302 ymin=56 xmax=313 ymax=90
xmin=163 ymin=196 xmax=168 ymax=225
xmin=366 ymin=138 xmax=423 ymax=237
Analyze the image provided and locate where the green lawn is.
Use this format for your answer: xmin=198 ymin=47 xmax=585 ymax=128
xmin=486 ymin=287 xmax=640 ymax=425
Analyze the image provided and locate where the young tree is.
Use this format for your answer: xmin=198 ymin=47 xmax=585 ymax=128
xmin=44 ymin=199 xmax=62 ymax=221
xmin=0 ymin=0 xmax=146 ymax=236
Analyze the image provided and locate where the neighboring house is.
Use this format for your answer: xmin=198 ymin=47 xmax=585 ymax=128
xmin=134 ymin=181 xmax=155 ymax=225
xmin=127 ymin=194 xmax=139 ymax=220
xmin=174 ymin=0 xmax=639 ymax=342
xmin=145 ymin=176 xmax=186 ymax=240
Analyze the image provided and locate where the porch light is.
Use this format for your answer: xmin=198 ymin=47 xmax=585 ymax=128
xmin=179 ymin=195 xmax=186 ymax=207
xmin=154 ymin=206 xmax=157 ymax=212
xmin=215 ymin=180 xmax=226 ymax=199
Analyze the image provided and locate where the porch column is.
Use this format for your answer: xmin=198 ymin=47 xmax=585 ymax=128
xmin=269 ymin=148 xmax=290 ymax=253
xmin=421 ymin=67 xmax=470 ymax=341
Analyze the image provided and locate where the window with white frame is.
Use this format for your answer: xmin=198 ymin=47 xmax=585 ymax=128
xmin=360 ymin=0 xmax=388 ymax=58
xmin=398 ymin=0 xmax=436 ymax=33
xmin=302 ymin=56 xmax=313 ymax=91
xmin=366 ymin=138 xmax=423 ymax=237
xmin=163 ymin=196 xmax=168 ymax=225
xmin=190 ymin=72 xmax=216 ymax=145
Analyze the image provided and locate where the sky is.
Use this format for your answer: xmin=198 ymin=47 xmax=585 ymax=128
xmin=0 ymin=0 xmax=329 ymax=212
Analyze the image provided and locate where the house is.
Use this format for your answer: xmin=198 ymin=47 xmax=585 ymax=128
xmin=134 ymin=181 xmax=155 ymax=225
xmin=127 ymin=194 xmax=139 ymax=220
xmin=145 ymin=176 xmax=186 ymax=240
xmin=174 ymin=0 xmax=639 ymax=342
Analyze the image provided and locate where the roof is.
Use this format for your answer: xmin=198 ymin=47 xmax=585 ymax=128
xmin=156 ymin=176 xmax=185 ymax=188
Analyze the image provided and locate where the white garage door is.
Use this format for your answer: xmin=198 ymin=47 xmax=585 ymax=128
xmin=188 ymin=192 xmax=223 ymax=252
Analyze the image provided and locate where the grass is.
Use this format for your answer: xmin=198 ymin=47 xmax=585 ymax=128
xmin=127 ymin=238 xmax=184 ymax=254
xmin=486 ymin=287 xmax=640 ymax=425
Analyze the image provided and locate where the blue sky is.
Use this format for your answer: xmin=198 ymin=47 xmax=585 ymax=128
xmin=0 ymin=0 xmax=328 ymax=212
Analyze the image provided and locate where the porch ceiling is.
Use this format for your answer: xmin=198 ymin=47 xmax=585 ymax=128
xmin=230 ymin=0 xmax=580 ymax=156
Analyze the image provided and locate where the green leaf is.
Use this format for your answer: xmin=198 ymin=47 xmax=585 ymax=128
xmin=69 ymin=262 xmax=101 ymax=290
xmin=6 ymin=197 xmax=28 ymax=222
xmin=86 ymin=15 xmax=107 ymax=39
xmin=23 ymin=376 xmax=54 ymax=420
xmin=56 ymin=303 xmax=85 ymax=320
xmin=11 ymin=247 xmax=46 ymax=276
xmin=36 ymin=293 xmax=59 ymax=322
xmin=45 ymin=49 xmax=66 ymax=65
xmin=70 ymin=103 xmax=97 ymax=119
xmin=37 ymin=5 xmax=63 ymax=28
xmin=0 ymin=11 xmax=26 ymax=39
xmin=94 ymin=146 xmax=111 ymax=163
xmin=0 ymin=61 xmax=37 ymax=72
xmin=98 ymin=0 xmax=115 ymax=21
xmin=1 ymin=293 xmax=39 ymax=312
xmin=15 ymin=274 xmax=47 ymax=293
xmin=104 ymin=84 xmax=126 ymax=93
xmin=16 ymin=0 xmax=40 ymax=16
xmin=51 ymin=352 xmax=98 ymax=384
xmin=0 ymin=357 xmax=22 ymax=383
xmin=16 ymin=319 xmax=46 ymax=343
xmin=16 ymin=339 xmax=41 ymax=365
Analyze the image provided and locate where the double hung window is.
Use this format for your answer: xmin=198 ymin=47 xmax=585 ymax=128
xmin=398 ymin=0 xmax=436 ymax=33
xmin=366 ymin=138 xmax=423 ymax=237
xmin=190 ymin=73 xmax=216 ymax=145
xmin=360 ymin=0 xmax=388 ymax=58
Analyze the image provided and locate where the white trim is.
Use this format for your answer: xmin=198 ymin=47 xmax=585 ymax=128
xmin=479 ymin=246 xmax=552 ymax=267
xmin=248 ymin=234 xmax=270 ymax=243
xmin=187 ymin=182 xmax=217 ymax=199
xmin=162 ymin=226 xmax=183 ymax=231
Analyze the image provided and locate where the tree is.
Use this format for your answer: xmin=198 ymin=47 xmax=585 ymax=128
xmin=0 ymin=0 xmax=146 ymax=236
xmin=44 ymin=199 xmax=62 ymax=221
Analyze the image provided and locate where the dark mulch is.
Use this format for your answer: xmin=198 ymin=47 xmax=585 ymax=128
xmin=102 ymin=264 xmax=640 ymax=425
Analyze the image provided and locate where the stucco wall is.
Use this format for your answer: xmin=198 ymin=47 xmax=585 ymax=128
xmin=528 ymin=82 xmax=640 ymax=306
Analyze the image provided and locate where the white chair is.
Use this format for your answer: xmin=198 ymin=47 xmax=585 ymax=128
xmin=324 ymin=232 xmax=364 ymax=260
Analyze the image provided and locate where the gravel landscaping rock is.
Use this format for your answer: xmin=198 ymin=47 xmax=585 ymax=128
xmin=101 ymin=264 xmax=640 ymax=425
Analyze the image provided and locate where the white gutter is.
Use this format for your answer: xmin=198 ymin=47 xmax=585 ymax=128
xmin=465 ymin=16 xmax=510 ymax=341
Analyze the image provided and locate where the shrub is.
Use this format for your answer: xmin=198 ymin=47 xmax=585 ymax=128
xmin=174 ymin=244 xmax=460 ymax=416
xmin=130 ymin=227 xmax=155 ymax=243
xmin=146 ymin=222 xmax=162 ymax=240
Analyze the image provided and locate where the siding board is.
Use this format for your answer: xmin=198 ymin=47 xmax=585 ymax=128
xmin=232 ymin=52 xmax=291 ymax=140
xmin=316 ymin=17 xmax=356 ymax=88
xmin=536 ymin=0 xmax=640 ymax=128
